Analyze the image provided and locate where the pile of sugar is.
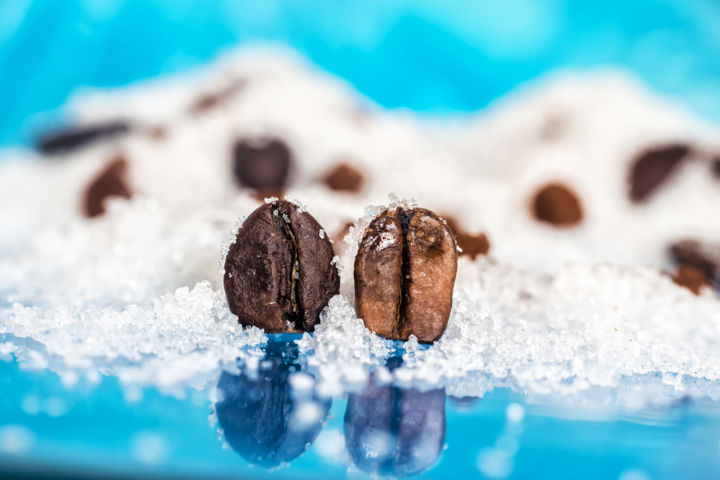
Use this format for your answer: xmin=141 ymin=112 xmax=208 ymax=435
xmin=302 ymin=260 xmax=720 ymax=404
xmin=1 ymin=46 xmax=720 ymax=400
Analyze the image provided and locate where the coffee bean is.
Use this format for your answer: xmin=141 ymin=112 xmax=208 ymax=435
xmin=540 ymin=112 xmax=568 ymax=141
xmin=83 ymin=155 xmax=132 ymax=218
xmin=232 ymin=138 xmax=292 ymax=191
xmin=322 ymin=162 xmax=365 ymax=193
xmin=442 ymin=215 xmax=490 ymax=259
xmin=354 ymin=206 xmax=457 ymax=343
xmin=36 ymin=120 xmax=131 ymax=155
xmin=668 ymin=239 xmax=720 ymax=283
xmin=223 ymin=200 xmax=339 ymax=332
xmin=629 ymin=143 xmax=691 ymax=203
xmin=215 ymin=339 xmax=330 ymax=467
xmin=711 ymin=156 xmax=720 ymax=179
xmin=672 ymin=266 xmax=711 ymax=295
xmin=344 ymin=371 xmax=446 ymax=476
xmin=147 ymin=126 xmax=167 ymax=141
xmin=531 ymin=182 xmax=583 ymax=227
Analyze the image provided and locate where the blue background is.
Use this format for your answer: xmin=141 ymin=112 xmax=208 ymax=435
xmin=1 ymin=0 xmax=719 ymax=146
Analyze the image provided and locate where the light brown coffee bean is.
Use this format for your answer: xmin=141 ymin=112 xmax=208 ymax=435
xmin=322 ymin=162 xmax=365 ymax=193
xmin=672 ymin=266 xmax=711 ymax=295
xmin=354 ymin=207 xmax=457 ymax=343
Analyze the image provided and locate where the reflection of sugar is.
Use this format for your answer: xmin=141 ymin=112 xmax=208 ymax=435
xmin=360 ymin=431 xmax=392 ymax=460
xmin=44 ymin=397 xmax=69 ymax=417
xmin=21 ymin=395 xmax=40 ymax=416
xmin=289 ymin=372 xmax=315 ymax=392
xmin=288 ymin=401 xmax=325 ymax=431
xmin=131 ymin=431 xmax=169 ymax=465
xmin=314 ymin=428 xmax=349 ymax=465
xmin=506 ymin=404 xmax=525 ymax=423
xmin=618 ymin=469 xmax=651 ymax=480
xmin=0 ymin=425 xmax=35 ymax=455
xmin=477 ymin=448 xmax=514 ymax=479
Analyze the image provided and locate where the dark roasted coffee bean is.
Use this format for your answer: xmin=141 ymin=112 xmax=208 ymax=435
xmin=672 ymin=265 xmax=711 ymax=295
xmin=629 ymin=143 xmax=691 ymax=202
xmin=531 ymin=182 xmax=583 ymax=227
xmin=36 ymin=120 xmax=131 ymax=155
xmin=232 ymin=138 xmax=292 ymax=191
xmin=344 ymin=372 xmax=446 ymax=477
xmin=223 ymin=200 xmax=339 ymax=332
xmin=322 ymin=162 xmax=365 ymax=193
xmin=669 ymin=239 xmax=720 ymax=283
xmin=442 ymin=214 xmax=490 ymax=259
xmin=83 ymin=155 xmax=132 ymax=218
xmin=354 ymin=206 xmax=457 ymax=343
xmin=215 ymin=340 xmax=331 ymax=467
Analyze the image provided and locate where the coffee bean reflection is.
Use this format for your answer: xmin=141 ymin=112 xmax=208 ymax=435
xmin=344 ymin=369 xmax=446 ymax=476
xmin=214 ymin=340 xmax=331 ymax=467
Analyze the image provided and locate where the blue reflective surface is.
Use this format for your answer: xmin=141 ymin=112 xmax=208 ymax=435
xmin=2 ymin=348 xmax=720 ymax=479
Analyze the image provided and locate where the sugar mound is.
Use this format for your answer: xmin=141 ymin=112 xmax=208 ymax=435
xmin=1 ymin=282 xmax=265 ymax=392
xmin=0 ymin=46 xmax=719 ymax=402
xmin=396 ymin=259 xmax=720 ymax=402
xmin=296 ymin=260 xmax=720 ymax=403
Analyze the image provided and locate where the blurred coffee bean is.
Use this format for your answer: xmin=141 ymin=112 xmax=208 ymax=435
xmin=322 ymin=162 xmax=365 ymax=193
xmin=232 ymin=138 xmax=292 ymax=191
xmin=250 ymin=188 xmax=286 ymax=203
xmin=344 ymin=372 xmax=446 ymax=477
xmin=629 ymin=143 xmax=691 ymax=203
xmin=711 ymin=156 xmax=720 ymax=178
xmin=189 ymin=79 xmax=245 ymax=114
xmin=354 ymin=206 xmax=457 ymax=343
xmin=83 ymin=155 xmax=132 ymax=218
xmin=215 ymin=340 xmax=331 ymax=467
xmin=147 ymin=126 xmax=167 ymax=141
xmin=531 ymin=182 xmax=583 ymax=227
xmin=672 ymin=265 xmax=711 ymax=295
xmin=669 ymin=239 xmax=720 ymax=283
xmin=223 ymin=200 xmax=339 ymax=332
xmin=36 ymin=120 xmax=131 ymax=155
xmin=539 ymin=112 xmax=568 ymax=141
xmin=442 ymin=214 xmax=490 ymax=259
